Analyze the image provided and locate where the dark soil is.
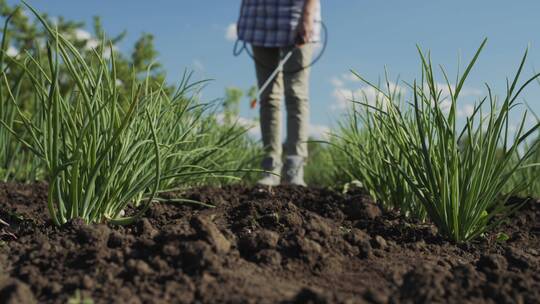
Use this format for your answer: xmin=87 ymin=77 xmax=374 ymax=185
xmin=0 ymin=182 xmax=539 ymax=304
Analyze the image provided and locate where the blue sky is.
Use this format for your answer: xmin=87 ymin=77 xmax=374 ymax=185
xmin=10 ymin=0 xmax=540 ymax=138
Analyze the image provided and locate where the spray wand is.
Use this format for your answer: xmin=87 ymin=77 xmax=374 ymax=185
xmin=250 ymin=49 xmax=295 ymax=109
xmin=233 ymin=20 xmax=328 ymax=109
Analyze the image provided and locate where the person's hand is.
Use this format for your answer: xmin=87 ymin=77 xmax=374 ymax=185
xmin=295 ymin=13 xmax=314 ymax=46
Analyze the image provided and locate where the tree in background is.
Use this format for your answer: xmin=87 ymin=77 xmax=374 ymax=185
xmin=223 ymin=87 xmax=243 ymax=124
xmin=222 ymin=85 xmax=258 ymax=125
xmin=0 ymin=0 xmax=170 ymax=97
xmin=0 ymin=1 xmax=172 ymax=181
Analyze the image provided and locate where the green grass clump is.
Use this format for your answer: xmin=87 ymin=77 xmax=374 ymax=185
xmin=141 ymin=75 xmax=258 ymax=193
xmin=342 ymin=39 xmax=540 ymax=242
xmin=0 ymin=12 xmax=42 ymax=182
xmin=506 ymin=123 xmax=540 ymax=198
xmin=302 ymin=140 xmax=346 ymax=187
xmin=3 ymin=13 xmax=163 ymax=225
xmin=334 ymin=92 xmax=425 ymax=218
xmin=0 ymin=5 xmax=251 ymax=225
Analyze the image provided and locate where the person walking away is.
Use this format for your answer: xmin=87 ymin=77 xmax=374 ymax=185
xmin=236 ymin=0 xmax=321 ymax=186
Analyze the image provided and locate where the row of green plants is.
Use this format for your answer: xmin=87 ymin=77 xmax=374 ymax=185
xmin=332 ymin=39 xmax=540 ymax=242
xmin=2 ymin=4 xmax=540 ymax=244
xmin=0 ymin=4 xmax=258 ymax=225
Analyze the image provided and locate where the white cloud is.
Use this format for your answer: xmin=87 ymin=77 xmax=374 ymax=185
xmin=331 ymin=80 xmax=405 ymax=111
xmin=418 ymin=83 xmax=484 ymax=117
xmin=330 ymin=76 xmax=344 ymax=88
xmin=427 ymin=83 xmax=483 ymax=99
xmin=192 ymin=59 xmax=205 ymax=72
xmin=71 ymin=28 xmax=99 ymax=50
xmin=331 ymin=87 xmax=354 ymax=111
xmin=6 ymin=46 xmax=18 ymax=57
xmin=74 ymin=28 xmax=92 ymax=41
xmin=330 ymin=74 xmax=358 ymax=110
xmin=342 ymin=72 xmax=361 ymax=82
xmin=439 ymin=99 xmax=452 ymax=112
xmin=215 ymin=113 xmax=259 ymax=137
xmin=309 ymin=123 xmax=331 ymax=140
xmin=330 ymin=73 xmax=483 ymax=114
xmin=85 ymin=38 xmax=100 ymax=50
xmin=236 ymin=116 xmax=260 ymax=137
xmin=457 ymin=104 xmax=475 ymax=118
xmin=89 ymin=44 xmax=119 ymax=61
xmin=49 ymin=16 xmax=59 ymax=26
xmin=225 ymin=23 xmax=237 ymax=42
xmin=461 ymin=87 xmax=483 ymax=97
xmin=70 ymin=28 xmax=119 ymax=58
xmin=330 ymin=72 xmax=407 ymax=111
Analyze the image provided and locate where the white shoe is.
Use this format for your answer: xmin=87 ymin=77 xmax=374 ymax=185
xmin=257 ymin=173 xmax=281 ymax=186
xmin=283 ymin=155 xmax=306 ymax=186
xmin=257 ymin=157 xmax=281 ymax=187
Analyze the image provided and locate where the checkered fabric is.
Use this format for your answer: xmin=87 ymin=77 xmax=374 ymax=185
xmin=237 ymin=0 xmax=321 ymax=47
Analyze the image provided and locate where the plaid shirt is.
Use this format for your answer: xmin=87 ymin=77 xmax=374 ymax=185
xmin=237 ymin=0 xmax=321 ymax=47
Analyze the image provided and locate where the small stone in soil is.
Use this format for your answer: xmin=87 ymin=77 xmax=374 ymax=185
xmin=127 ymin=259 xmax=153 ymax=275
xmin=345 ymin=197 xmax=382 ymax=220
xmin=190 ymin=215 xmax=231 ymax=254
xmin=139 ymin=218 xmax=159 ymax=238
xmin=358 ymin=241 xmax=373 ymax=259
xmin=254 ymin=249 xmax=282 ymax=266
xmin=372 ymin=235 xmax=387 ymax=250
xmin=240 ymin=229 xmax=280 ymax=255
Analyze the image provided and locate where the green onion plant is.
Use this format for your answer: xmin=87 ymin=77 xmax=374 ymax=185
xmin=0 ymin=11 xmax=41 ymax=182
xmin=347 ymin=39 xmax=540 ymax=242
xmin=505 ymin=114 xmax=540 ymax=198
xmin=146 ymin=74 xmax=259 ymax=193
xmin=0 ymin=4 xmax=252 ymax=225
xmin=2 ymin=9 xmax=161 ymax=225
xmin=334 ymin=93 xmax=425 ymax=219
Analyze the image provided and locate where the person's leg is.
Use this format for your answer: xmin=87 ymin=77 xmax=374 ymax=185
xmin=252 ymin=45 xmax=283 ymax=185
xmin=282 ymin=44 xmax=313 ymax=186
